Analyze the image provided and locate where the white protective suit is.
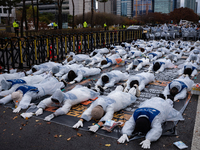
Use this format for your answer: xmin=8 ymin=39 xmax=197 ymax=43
xmin=106 ymin=48 xmax=127 ymax=59
xmin=127 ymin=50 xmax=143 ymax=59
xmin=0 ymin=77 xmax=64 ymax=112
xmin=148 ymin=58 xmax=175 ymax=73
xmin=36 ymin=85 xmax=99 ymax=120
xmin=0 ymin=72 xmax=25 ymax=91
xmin=54 ymin=64 xmax=83 ymax=77
xmin=163 ymin=75 xmax=194 ymax=101
xmin=80 ymin=85 xmax=137 ymax=123
xmin=0 ymin=73 xmax=49 ymax=96
xmin=84 ymin=53 xmax=106 ymax=67
xmin=97 ymin=53 xmax=121 ymax=69
xmin=178 ymin=62 xmax=199 ymax=77
xmin=157 ymin=47 xmax=170 ymax=55
xmin=61 ymin=67 xmax=101 ymax=83
xmin=186 ymin=50 xmax=200 ymax=63
xmin=89 ymin=48 xmax=109 ymax=57
xmin=124 ymin=72 xmax=155 ymax=92
xmin=95 ymin=70 xmax=129 ymax=89
xmin=119 ymin=97 xmax=184 ymax=148
xmin=26 ymin=61 xmax=62 ymax=75
xmin=147 ymin=51 xmax=162 ymax=61
xmin=126 ymin=58 xmax=150 ymax=71
xmin=66 ymin=52 xmax=90 ymax=65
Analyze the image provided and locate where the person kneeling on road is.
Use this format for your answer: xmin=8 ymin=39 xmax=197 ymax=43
xmin=117 ymin=95 xmax=184 ymax=149
xmin=73 ymin=85 xmax=137 ymax=132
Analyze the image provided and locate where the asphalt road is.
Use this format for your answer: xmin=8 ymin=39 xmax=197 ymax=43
xmin=0 ymin=74 xmax=199 ymax=150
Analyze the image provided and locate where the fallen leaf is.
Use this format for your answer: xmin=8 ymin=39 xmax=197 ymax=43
xmin=54 ymin=134 xmax=58 ymax=138
xmin=13 ymin=116 xmax=18 ymax=120
xmin=195 ymin=130 xmax=198 ymax=133
xmin=11 ymin=133 xmax=13 ymax=135
xmin=95 ymin=135 xmax=97 ymax=137
xmin=47 ymin=122 xmax=51 ymax=125
xmin=59 ymin=135 xmax=62 ymax=137
xmin=67 ymin=137 xmax=71 ymax=141
xmin=188 ymin=118 xmax=191 ymax=119
xmin=77 ymin=133 xmax=82 ymax=137
xmin=176 ymin=136 xmax=179 ymax=138
xmin=3 ymin=111 xmax=5 ymax=113
xmin=3 ymin=129 xmax=6 ymax=131
xmin=25 ymin=117 xmax=28 ymax=120
xmin=163 ymin=145 xmax=165 ymax=147
xmin=20 ymin=127 xmax=23 ymax=130
xmin=105 ymin=144 xmax=111 ymax=147
xmin=35 ymin=120 xmax=39 ymax=122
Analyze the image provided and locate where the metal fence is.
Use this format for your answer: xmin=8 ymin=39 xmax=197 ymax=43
xmin=0 ymin=29 xmax=142 ymax=72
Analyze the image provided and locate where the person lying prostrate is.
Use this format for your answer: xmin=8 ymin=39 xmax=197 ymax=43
xmin=0 ymin=76 xmax=64 ymax=113
xmin=60 ymin=67 xmax=101 ymax=84
xmin=26 ymin=61 xmax=62 ymax=75
xmin=96 ymin=53 xmax=121 ymax=69
xmin=162 ymin=75 xmax=194 ymax=101
xmin=34 ymin=85 xmax=99 ymax=121
xmin=0 ymin=73 xmax=49 ymax=96
xmin=126 ymin=57 xmax=150 ymax=71
xmin=53 ymin=63 xmax=83 ymax=78
xmin=148 ymin=58 xmax=175 ymax=73
xmin=0 ymin=72 xmax=25 ymax=91
xmin=73 ymin=85 xmax=137 ymax=132
xmin=186 ymin=52 xmax=200 ymax=64
xmin=95 ymin=70 xmax=129 ymax=90
xmin=83 ymin=53 xmax=106 ymax=67
xmin=65 ymin=52 xmax=90 ymax=65
xmin=147 ymin=51 xmax=162 ymax=62
xmin=124 ymin=72 xmax=155 ymax=95
xmin=117 ymin=95 xmax=184 ymax=149
xmin=178 ymin=62 xmax=199 ymax=77
xmin=89 ymin=48 xmax=109 ymax=57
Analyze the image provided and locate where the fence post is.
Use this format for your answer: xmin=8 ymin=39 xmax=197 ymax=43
xmin=19 ymin=38 xmax=23 ymax=69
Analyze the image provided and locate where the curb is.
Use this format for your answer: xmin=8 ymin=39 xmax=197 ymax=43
xmin=191 ymin=95 xmax=200 ymax=150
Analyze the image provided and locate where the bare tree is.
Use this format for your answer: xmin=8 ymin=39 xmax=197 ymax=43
xmin=72 ymin=0 xmax=74 ymax=29
xmin=31 ymin=0 xmax=36 ymax=30
xmin=83 ymin=0 xmax=85 ymax=24
xmin=91 ymin=0 xmax=94 ymax=28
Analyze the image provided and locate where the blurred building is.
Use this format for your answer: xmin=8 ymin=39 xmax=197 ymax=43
xmin=153 ymin=0 xmax=181 ymax=14
xmin=97 ymin=0 xmax=117 ymax=14
xmin=69 ymin=0 xmax=95 ymax=16
xmin=184 ymin=0 xmax=197 ymax=13
xmin=116 ymin=0 xmax=133 ymax=18
xmin=0 ymin=6 xmax=16 ymax=24
xmin=17 ymin=0 xmax=70 ymax=22
xmin=133 ymin=0 xmax=153 ymax=17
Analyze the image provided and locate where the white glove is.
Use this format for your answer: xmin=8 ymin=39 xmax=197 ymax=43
xmin=73 ymin=120 xmax=83 ymax=128
xmin=135 ymin=68 xmax=139 ymax=71
xmin=117 ymin=134 xmax=129 ymax=143
xmin=174 ymin=97 xmax=178 ymax=101
xmin=155 ymin=71 xmax=159 ymax=74
xmin=13 ymin=106 xmax=21 ymax=113
xmin=103 ymin=86 xmax=107 ymax=90
xmin=148 ymin=70 xmax=152 ymax=73
xmin=140 ymin=139 xmax=151 ymax=149
xmin=69 ymin=80 xmax=75 ymax=84
xmin=44 ymin=114 xmax=55 ymax=121
xmin=35 ymin=108 xmax=43 ymax=116
xmin=88 ymin=124 xmax=100 ymax=132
